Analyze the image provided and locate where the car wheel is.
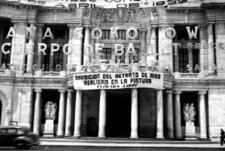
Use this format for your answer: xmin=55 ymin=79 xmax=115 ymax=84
xmin=16 ymin=141 xmax=30 ymax=149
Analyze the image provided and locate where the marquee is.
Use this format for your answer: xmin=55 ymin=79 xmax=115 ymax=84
xmin=73 ymin=71 xmax=163 ymax=90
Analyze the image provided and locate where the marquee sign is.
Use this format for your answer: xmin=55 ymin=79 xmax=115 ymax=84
xmin=73 ymin=71 xmax=163 ymax=90
xmin=16 ymin=0 xmax=189 ymax=8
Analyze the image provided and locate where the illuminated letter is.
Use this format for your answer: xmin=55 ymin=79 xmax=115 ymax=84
xmin=127 ymin=27 xmax=138 ymax=39
xmin=43 ymin=27 xmax=54 ymax=39
xmin=6 ymin=27 xmax=15 ymax=39
xmin=1 ymin=43 xmax=11 ymax=54
xmin=165 ymin=27 xmax=176 ymax=39
xmin=114 ymin=44 xmax=124 ymax=56
xmin=110 ymin=26 xmax=119 ymax=39
xmin=50 ymin=43 xmax=60 ymax=55
xmin=38 ymin=43 xmax=47 ymax=55
xmin=186 ymin=26 xmax=199 ymax=39
xmin=95 ymin=43 xmax=104 ymax=59
xmin=63 ymin=44 xmax=72 ymax=55
xmin=91 ymin=27 xmax=102 ymax=40
xmin=126 ymin=43 xmax=136 ymax=55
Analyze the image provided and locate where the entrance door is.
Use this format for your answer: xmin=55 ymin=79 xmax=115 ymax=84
xmin=106 ymin=90 xmax=131 ymax=137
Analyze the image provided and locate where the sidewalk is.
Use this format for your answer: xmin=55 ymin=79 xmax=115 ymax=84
xmin=39 ymin=137 xmax=225 ymax=148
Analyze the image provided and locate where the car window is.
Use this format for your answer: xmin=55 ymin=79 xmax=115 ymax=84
xmin=17 ymin=128 xmax=25 ymax=135
xmin=0 ymin=129 xmax=7 ymax=134
xmin=7 ymin=128 xmax=17 ymax=134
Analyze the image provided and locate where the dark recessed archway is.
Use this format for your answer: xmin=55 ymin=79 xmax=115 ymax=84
xmin=106 ymin=89 xmax=131 ymax=137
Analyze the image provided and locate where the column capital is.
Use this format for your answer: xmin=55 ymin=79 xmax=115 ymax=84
xmin=149 ymin=24 xmax=158 ymax=28
xmin=157 ymin=89 xmax=164 ymax=91
xmin=166 ymin=90 xmax=173 ymax=94
xmin=37 ymin=24 xmax=44 ymax=27
xmin=174 ymin=90 xmax=182 ymax=95
xmin=59 ymin=89 xmax=66 ymax=93
xmin=67 ymin=23 xmax=82 ymax=28
xmin=11 ymin=18 xmax=27 ymax=24
xmin=199 ymin=91 xmax=207 ymax=95
xmin=199 ymin=24 xmax=207 ymax=28
xmin=34 ymin=88 xmax=42 ymax=93
xmin=159 ymin=24 xmax=174 ymax=28
xmin=67 ymin=89 xmax=74 ymax=93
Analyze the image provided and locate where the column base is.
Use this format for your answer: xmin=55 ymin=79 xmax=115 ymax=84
xmin=130 ymin=132 xmax=138 ymax=139
xmin=98 ymin=135 xmax=106 ymax=138
xmin=43 ymin=134 xmax=54 ymax=137
xmin=57 ymin=133 xmax=64 ymax=137
xmin=156 ymin=134 xmax=164 ymax=139
xmin=65 ymin=131 xmax=72 ymax=137
xmin=199 ymin=135 xmax=207 ymax=139
xmin=73 ymin=135 xmax=81 ymax=138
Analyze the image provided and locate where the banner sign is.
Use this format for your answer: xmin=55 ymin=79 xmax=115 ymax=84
xmin=73 ymin=71 xmax=163 ymax=90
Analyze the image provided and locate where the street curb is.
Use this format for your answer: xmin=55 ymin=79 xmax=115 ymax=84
xmin=39 ymin=139 xmax=224 ymax=148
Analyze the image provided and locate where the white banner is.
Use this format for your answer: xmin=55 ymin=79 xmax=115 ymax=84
xmin=73 ymin=71 xmax=163 ymax=90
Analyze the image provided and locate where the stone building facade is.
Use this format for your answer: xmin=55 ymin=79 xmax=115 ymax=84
xmin=0 ymin=0 xmax=224 ymax=140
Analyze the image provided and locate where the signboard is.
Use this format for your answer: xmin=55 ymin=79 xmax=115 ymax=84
xmin=73 ymin=71 xmax=163 ymax=90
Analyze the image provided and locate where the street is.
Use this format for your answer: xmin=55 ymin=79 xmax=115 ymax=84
xmin=0 ymin=146 xmax=224 ymax=151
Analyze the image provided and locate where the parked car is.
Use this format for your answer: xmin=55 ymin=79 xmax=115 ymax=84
xmin=0 ymin=126 xmax=39 ymax=149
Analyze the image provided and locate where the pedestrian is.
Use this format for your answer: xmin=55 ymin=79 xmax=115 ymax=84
xmin=220 ymin=129 xmax=225 ymax=145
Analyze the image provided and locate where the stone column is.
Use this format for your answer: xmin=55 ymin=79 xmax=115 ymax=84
xmin=37 ymin=24 xmax=43 ymax=67
xmin=156 ymin=89 xmax=164 ymax=138
xmin=83 ymin=26 xmax=90 ymax=65
xmin=130 ymin=89 xmax=138 ymax=138
xmin=174 ymin=91 xmax=182 ymax=139
xmin=188 ymin=47 xmax=193 ymax=73
xmin=199 ymin=25 xmax=207 ymax=73
xmin=199 ymin=91 xmax=207 ymax=139
xmin=67 ymin=25 xmax=83 ymax=67
xmin=174 ymin=50 xmax=179 ymax=72
xmin=166 ymin=90 xmax=174 ymax=138
xmin=10 ymin=20 xmax=27 ymax=73
xmin=65 ymin=89 xmax=73 ymax=136
xmin=26 ymin=23 xmax=36 ymax=73
xmin=57 ymin=89 xmax=66 ymax=136
xmin=33 ymin=89 xmax=42 ymax=135
xmin=207 ymin=23 xmax=214 ymax=74
xmin=158 ymin=25 xmax=173 ymax=72
xmin=140 ymin=29 xmax=147 ymax=64
xmin=98 ymin=90 xmax=106 ymax=138
xmin=147 ymin=27 xmax=157 ymax=65
xmin=74 ymin=90 xmax=82 ymax=137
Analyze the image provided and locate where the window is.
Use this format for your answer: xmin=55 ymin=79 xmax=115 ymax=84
xmin=179 ymin=49 xmax=188 ymax=73
xmin=101 ymin=48 xmax=111 ymax=61
xmin=174 ymin=25 xmax=200 ymax=73
xmin=53 ymin=49 xmax=64 ymax=71
xmin=1 ymin=53 xmax=10 ymax=68
xmin=102 ymin=30 xmax=110 ymax=40
xmin=117 ymin=30 xmax=126 ymax=40
xmin=43 ymin=47 xmax=50 ymax=71
xmin=193 ymin=48 xmax=199 ymax=73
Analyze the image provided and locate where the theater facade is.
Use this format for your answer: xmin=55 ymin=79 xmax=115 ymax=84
xmin=0 ymin=0 xmax=225 ymax=140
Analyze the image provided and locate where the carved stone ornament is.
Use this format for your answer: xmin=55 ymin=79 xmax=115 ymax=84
xmin=45 ymin=101 xmax=57 ymax=120
xmin=103 ymin=9 xmax=114 ymax=23
xmin=126 ymin=9 xmax=136 ymax=22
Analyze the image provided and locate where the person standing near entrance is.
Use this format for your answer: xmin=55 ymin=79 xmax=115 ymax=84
xmin=220 ymin=129 xmax=225 ymax=145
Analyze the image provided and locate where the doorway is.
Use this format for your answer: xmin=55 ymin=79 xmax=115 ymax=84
xmin=106 ymin=89 xmax=131 ymax=137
